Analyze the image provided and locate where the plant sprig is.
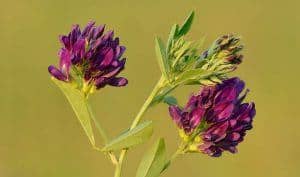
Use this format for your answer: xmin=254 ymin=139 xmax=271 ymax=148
xmin=49 ymin=10 xmax=253 ymax=177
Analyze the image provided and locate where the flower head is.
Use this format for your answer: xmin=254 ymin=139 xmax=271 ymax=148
xmin=48 ymin=21 xmax=128 ymax=92
xmin=169 ymin=77 xmax=255 ymax=157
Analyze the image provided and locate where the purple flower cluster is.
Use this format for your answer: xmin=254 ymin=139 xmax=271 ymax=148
xmin=48 ymin=21 xmax=128 ymax=89
xmin=169 ymin=78 xmax=255 ymax=157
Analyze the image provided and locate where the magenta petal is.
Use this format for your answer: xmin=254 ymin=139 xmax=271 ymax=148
xmin=100 ymin=48 xmax=114 ymax=67
xmin=169 ymin=106 xmax=184 ymax=128
xmin=115 ymin=46 xmax=126 ymax=59
xmin=92 ymin=25 xmax=105 ymax=39
xmin=229 ymin=119 xmax=237 ymax=127
xmin=203 ymin=121 xmax=229 ymax=142
xmin=82 ymin=21 xmax=96 ymax=37
xmin=73 ymin=38 xmax=86 ymax=58
xmin=228 ymin=146 xmax=238 ymax=153
xmin=59 ymin=35 xmax=70 ymax=49
xmin=102 ymin=30 xmax=114 ymax=41
xmin=108 ymin=77 xmax=128 ymax=87
xmin=190 ymin=108 xmax=204 ymax=129
xmin=214 ymin=87 xmax=237 ymax=104
xmin=102 ymin=59 xmax=126 ymax=78
xmin=229 ymin=132 xmax=241 ymax=141
xmin=69 ymin=24 xmax=81 ymax=44
xmin=58 ymin=48 xmax=71 ymax=76
xmin=185 ymin=95 xmax=199 ymax=110
xmin=216 ymin=103 xmax=234 ymax=121
xmin=48 ymin=65 xmax=67 ymax=81
xmin=94 ymin=77 xmax=108 ymax=89
xmin=235 ymin=103 xmax=255 ymax=124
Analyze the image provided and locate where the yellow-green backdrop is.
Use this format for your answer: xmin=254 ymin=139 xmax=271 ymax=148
xmin=1 ymin=0 xmax=299 ymax=177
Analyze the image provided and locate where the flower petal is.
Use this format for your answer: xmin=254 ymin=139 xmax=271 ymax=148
xmin=169 ymin=106 xmax=184 ymax=128
xmin=58 ymin=48 xmax=71 ymax=76
xmin=48 ymin=65 xmax=68 ymax=81
xmin=82 ymin=21 xmax=96 ymax=37
xmin=108 ymin=77 xmax=128 ymax=87
xmin=100 ymin=48 xmax=114 ymax=67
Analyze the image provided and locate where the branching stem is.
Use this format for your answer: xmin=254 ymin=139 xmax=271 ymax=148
xmin=114 ymin=76 xmax=166 ymax=177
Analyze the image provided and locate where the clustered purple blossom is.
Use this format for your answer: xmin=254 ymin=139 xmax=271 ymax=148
xmin=169 ymin=77 xmax=256 ymax=157
xmin=48 ymin=21 xmax=128 ymax=89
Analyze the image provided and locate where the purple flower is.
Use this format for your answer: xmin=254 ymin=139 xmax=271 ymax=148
xmin=169 ymin=77 xmax=256 ymax=157
xmin=48 ymin=21 xmax=128 ymax=89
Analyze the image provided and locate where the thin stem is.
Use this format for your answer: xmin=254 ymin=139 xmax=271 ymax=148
xmin=113 ymin=152 xmax=125 ymax=177
xmin=86 ymin=100 xmax=109 ymax=144
xmin=114 ymin=76 xmax=166 ymax=177
xmin=114 ymin=164 xmax=121 ymax=177
xmin=170 ymin=148 xmax=182 ymax=162
xmin=87 ymin=100 xmax=120 ymax=167
xmin=130 ymin=76 xmax=166 ymax=129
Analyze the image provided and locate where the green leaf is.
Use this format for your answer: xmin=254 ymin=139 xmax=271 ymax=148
xmin=136 ymin=138 xmax=167 ymax=177
xmin=173 ymin=68 xmax=211 ymax=86
xmin=155 ymin=37 xmax=169 ymax=79
xmin=102 ymin=121 xmax=153 ymax=151
xmin=150 ymin=86 xmax=177 ymax=107
xmin=177 ymin=11 xmax=195 ymax=37
xmin=166 ymin=24 xmax=178 ymax=53
xmin=52 ymin=78 xmax=95 ymax=146
xmin=163 ymin=96 xmax=178 ymax=106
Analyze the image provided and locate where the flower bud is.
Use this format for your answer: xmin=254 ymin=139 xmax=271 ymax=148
xmin=197 ymin=34 xmax=243 ymax=74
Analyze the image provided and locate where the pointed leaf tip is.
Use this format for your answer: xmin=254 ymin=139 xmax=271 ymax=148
xmin=155 ymin=37 xmax=169 ymax=79
xmin=177 ymin=11 xmax=195 ymax=37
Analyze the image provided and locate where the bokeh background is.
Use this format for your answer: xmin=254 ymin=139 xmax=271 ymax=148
xmin=1 ymin=0 xmax=299 ymax=177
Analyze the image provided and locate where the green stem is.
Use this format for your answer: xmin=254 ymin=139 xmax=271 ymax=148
xmin=114 ymin=76 xmax=166 ymax=177
xmin=86 ymin=99 xmax=122 ymax=169
xmin=114 ymin=164 xmax=122 ymax=177
xmin=130 ymin=76 xmax=166 ymax=129
xmin=86 ymin=100 xmax=109 ymax=144
xmin=170 ymin=148 xmax=182 ymax=162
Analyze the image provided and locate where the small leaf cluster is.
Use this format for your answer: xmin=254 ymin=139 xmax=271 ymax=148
xmin=155 ymin=11 xmax=205 ymax=85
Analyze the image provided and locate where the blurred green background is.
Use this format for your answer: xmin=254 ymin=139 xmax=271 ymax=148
xmin=1 ymin=0 xmax=299 ymax=177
